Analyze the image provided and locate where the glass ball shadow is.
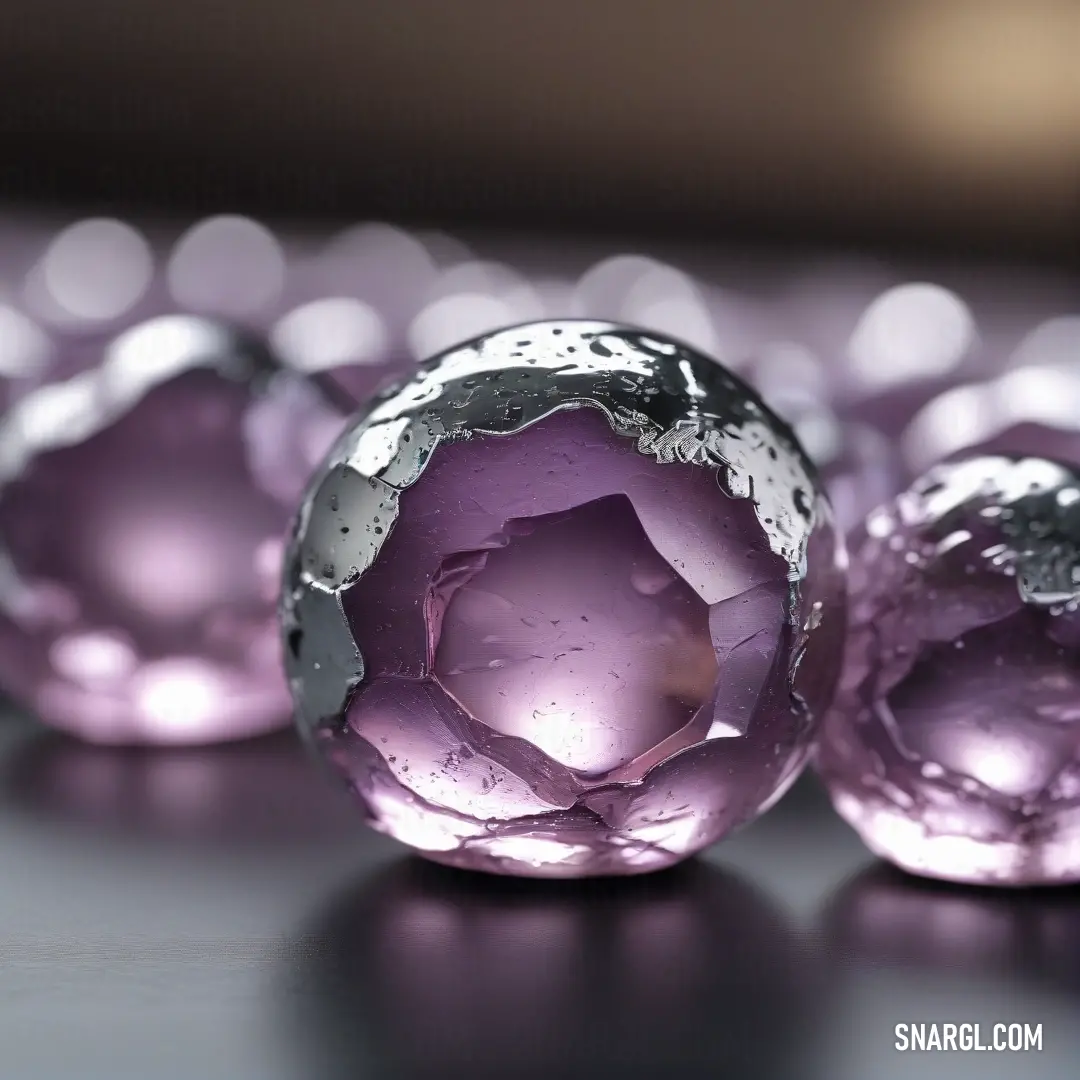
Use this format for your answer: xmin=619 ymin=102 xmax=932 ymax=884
xmin=284 ymin=857 xmax=813 ymax=1080
xmin=823 ymin=862 xmax=1080 ymax=999
xmin=0 ymin=726 xmax=357 ymax=850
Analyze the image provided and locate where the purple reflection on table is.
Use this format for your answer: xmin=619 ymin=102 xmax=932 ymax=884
xmin=824 ymin=863 xmax=1080 ymax=995
xmin=0 ymin=726 xmax=355 ymax=848
xmin=289 ymin=858 xmax=809 ymax=1080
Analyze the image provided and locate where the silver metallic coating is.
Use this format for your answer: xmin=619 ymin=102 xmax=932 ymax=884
xmin=894 ymin=454 xmax=1080 ymax=610
xmin=281 ymin=319 xmax=828 ymax=733
xmin=0 ymin=316 xmax=284 ymax=485
xmin=0 ymin=315 xmax=315 ymax=626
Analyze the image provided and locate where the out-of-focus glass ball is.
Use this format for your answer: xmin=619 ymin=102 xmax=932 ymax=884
xmin=817 ymin=454 xmax=1080 ymax=885
xmin=0 ymin=315 xmax=347 ymax=745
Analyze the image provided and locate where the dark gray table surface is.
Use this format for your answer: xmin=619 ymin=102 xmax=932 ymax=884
xmin=1 ymin=705 xmax=1077 ymax=1080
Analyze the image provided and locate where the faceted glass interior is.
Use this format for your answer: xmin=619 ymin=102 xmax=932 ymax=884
xmin=432 ymin=494 xmax=718 ymax=775
xmin=323 ymin=405 xmax=834 ymax=877
xmin=818 ymin=487 xmax=1080 ymax=886
xmin=885 ymin=611 xmax=1080 ymax=801
xmin=0 ymin=366 xmax=344 ymax=744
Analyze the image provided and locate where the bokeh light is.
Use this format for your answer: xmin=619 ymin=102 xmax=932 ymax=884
xmin=29 ymin=219 xmax=153 ymax=325
xmin=167 ymin=216 xmax=285 ymax=317
xmin=0 ymin=305 xmax=52 ymax=380
xmin=847 ymin=283 xmax=976 ymax=393
xmin=271 ymin=298 xmax=389 ymax=373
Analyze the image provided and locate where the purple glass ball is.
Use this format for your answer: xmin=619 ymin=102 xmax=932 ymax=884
xmin=0 ymin=316 xmax=346 ymax=745
xmin=817 ymin=454 xmax=1080 ymax=886
xmin=283 ymin=320 xmax=846 ymax=877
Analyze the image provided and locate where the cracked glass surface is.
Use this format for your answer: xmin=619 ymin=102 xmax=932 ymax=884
xmin=0 ymin=315 xmax=347 ymax=744
xmin=282 ymin=320 xmax=845 ymax=876
xmin=818 ymin=454 xmax=1080 ymax=885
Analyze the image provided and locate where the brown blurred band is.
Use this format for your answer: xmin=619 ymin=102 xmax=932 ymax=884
xmin=0 ymin=0 xmax=1077 ymax=261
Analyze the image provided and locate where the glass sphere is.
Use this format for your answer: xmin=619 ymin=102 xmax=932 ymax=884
xmin=0 ymin=315 xmax=346 ymax=744
xmin=283 ymin=320 xmax=846 ymax=877
xmin=817 ymin=453 xmax=1080 ymax=885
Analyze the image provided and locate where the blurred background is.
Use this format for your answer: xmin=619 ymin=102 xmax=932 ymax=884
xmin=0 ymin=0 xmax=1079 ymax=260
xmin=1 ymin=2 xmax=1080 ymax=1078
